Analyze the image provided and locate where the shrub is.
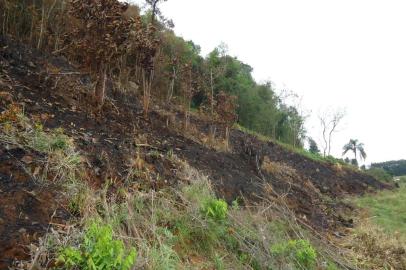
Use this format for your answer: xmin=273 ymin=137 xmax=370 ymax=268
xmin=50 ymin=128 xmax=70 ymax=151
xmin=398 ymin=176 xmax=406 ymax=184
xmin=366 ymin=167 xmax=393 ymax=182
xmin=271 ymin=239 xmax=317 ymax=269
xmin=30 ymin=124 xmax=71 ymax=153
xmin=57 ymin=222 xmax=136 ymax=270
xmin=202 ymin=198 xmax=228 ymax=221
xmin=326 ymin=261 xmax=339 ymax=270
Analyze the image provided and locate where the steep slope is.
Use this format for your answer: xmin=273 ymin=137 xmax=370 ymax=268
xmin=0 ymin=36 xmax=391 ymax=268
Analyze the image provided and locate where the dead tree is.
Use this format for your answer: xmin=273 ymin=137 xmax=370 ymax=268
xmin=318 ymin=109 xmax=346 ymax=157
xmin=215 ymin=91 xmax=238 ymax=150
xmin=167 ymin=57 xmax=178 ymax=103
xmin=145 ymin=0 xmax=168 ymax=25
xmin=181 ymin=63 xmax=193 ymax=129
xmin=121 ymin=16 xmax=159 ymax=117
xmin=67 ymin=0 xmax=133 ymax=107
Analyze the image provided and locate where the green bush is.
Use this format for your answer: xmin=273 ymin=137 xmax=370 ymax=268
xmin=366 ymin=167 xmax=393 ymax=182
xmin=57 ymin=222 xmax=136 ymax=270
xmin=271 ymin=239 xmax=317 ymax=269
xmin=397 ymin=175 xmax=406 ymax=184
xmin=50 ymin=129 xmax=70 ymax=150
xmin=30 ymin=125 xmax=70 ymax=152
xmin=202 ymin=199 xmax=228 ymax=221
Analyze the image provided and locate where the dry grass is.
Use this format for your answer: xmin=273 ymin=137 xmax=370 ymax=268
xmin=261 ymin=156 xmax=298 ymax=179
xmin=344 ymin=186 xmax=406 ymax=269
xmin=16 ymin=158 xmax=349 ymax=270
xmin=202 ymin=131 xmax=232 ymax=153
xmin=342 ymin=215 xmax=406 ymax=270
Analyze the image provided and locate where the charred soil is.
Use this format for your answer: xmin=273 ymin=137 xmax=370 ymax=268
xmin=0 ymin=36 xmax=392 ymax=267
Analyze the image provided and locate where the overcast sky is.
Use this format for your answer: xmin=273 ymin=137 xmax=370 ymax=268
xmin=131 ymin=0 xmax=405 ymax=163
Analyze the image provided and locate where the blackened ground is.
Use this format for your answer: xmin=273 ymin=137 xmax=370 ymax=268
xmin=0 ymin=35 xmax=392 ymax=267
xmin=0 ymin=147 xmax=69 ymax=269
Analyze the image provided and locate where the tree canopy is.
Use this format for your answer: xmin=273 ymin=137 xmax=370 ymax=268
xmin=342 ymin=139 xmax=367 ymax=163
xmin=371 ymin=160 xmax=406 ymax=176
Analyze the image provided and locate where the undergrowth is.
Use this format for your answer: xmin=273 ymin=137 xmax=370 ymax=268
xmin=354 ymin=184 xmax=406 ymax=241
xmin=345 ymin=184 xmax=406 ymax=269
xmin=1 ymin=105 xmax=348 ymax=269
xmin=19 ymin=159 xmax=345 ymax=270
xmin=0 ymin=104 xmax=82 ymax=186
xmin=57 ymin=221 xmax=137 ymax=270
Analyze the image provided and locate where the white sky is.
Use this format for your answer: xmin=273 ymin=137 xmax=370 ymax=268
xmin=131 ymin=0 xmax=406 ymax=163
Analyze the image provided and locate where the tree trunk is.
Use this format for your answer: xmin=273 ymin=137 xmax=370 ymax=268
xmin=225 ymin=126 xmax=230 ymax=151
xmin=167 ymin=66 xmax=176 ymax=103
xmin=151 ymin=2 xmax=157 ymax=24
xmin=95 ymin=66 xmax=107 ymax=107
xmin=37 ymin=2 xmax=45 ymax=49
xmin=322 ymin=128 xmax=328 ymax=157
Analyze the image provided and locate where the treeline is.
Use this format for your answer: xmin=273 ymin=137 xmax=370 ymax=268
xmin=371 ymin=160 xmax=406 ymax=176
xmin=0 ymin=0 xmax=306 ymax=147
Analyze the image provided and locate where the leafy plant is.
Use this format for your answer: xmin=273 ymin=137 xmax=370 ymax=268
xmin=326 ymin=261 xmax=339 ymax=270
xmin=202 ymin=198 xmax=228 ymax=221
xmin=366 ymin=167 xmax=393 ymax=182
xmin=271 ymin=239 xmax=317 ymax=269
xmin=30 ymin=124 xmax=71 ymax=153
xmin=213 ymin=254 xmax=225 ymax=270
xmin=57 ymin=222 xmax=136 ymax=270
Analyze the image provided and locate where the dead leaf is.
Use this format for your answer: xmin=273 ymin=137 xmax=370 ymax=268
xmin=0 ymin=91 xmax=13 ymax=102
xmin=21 ymin=155 xmax=33 ymax=164
xmin=40 ymin=113 xmax=50 ymax=121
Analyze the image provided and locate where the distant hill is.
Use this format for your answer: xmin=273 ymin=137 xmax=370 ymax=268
xmin=371 ymin=160 xmax=406 ymax=176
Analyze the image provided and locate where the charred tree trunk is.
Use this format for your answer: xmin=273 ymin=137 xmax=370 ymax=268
xmin=95 ymin=65 xmax=107 ymax=107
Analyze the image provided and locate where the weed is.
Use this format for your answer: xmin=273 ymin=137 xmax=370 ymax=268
xmin=202 ymin=198 xmax=228 ymax=221
xmin=166 ymin=148 xmax=174 ymax=159
xmin=147 ymin=228 xmax=180 ymax=270
xmin=30 ymin=124 xmax=71 ymax=153
xmin=271 ymin=239 xmax=317 ymax=269
xmin=23 ymin=161 xmax=345 ymax=270
xmin=46 ymin=149 xmax=82 ymax=184
xmin=57 ymin=221 xmax=137 ymax=270
xmin=326 ymin=261 xmax=339 ymax=270
xmin=67 ymin=183 xmax=91 ymax=217
xmin=213 ymin=254 xmax=225 ymax=270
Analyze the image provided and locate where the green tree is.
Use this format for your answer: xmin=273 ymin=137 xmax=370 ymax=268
xmin=342 ymin=139 xmax=367 ymax=163
xmin=308 ymin=137 xmax=320 ymax=154
xmin=371 ymin=160 xmax=406 ymax=176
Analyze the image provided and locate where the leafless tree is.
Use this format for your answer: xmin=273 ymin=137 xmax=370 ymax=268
xmin=318 ymin=109 xmax=346 ymax=157
xmin=145 ymin=0 xmax=168 ymax=25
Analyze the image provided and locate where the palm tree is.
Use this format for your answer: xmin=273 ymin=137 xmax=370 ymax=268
xmin=342 ymin=139 xmax=367 ymax=162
